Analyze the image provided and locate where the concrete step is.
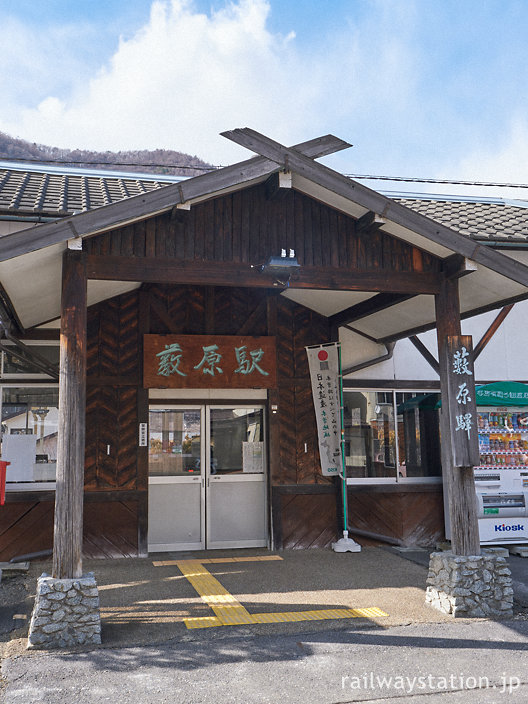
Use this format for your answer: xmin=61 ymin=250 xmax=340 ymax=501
xmin=509 ymin=546 xmax=528 ymax=558
xmin=0 ymin=562 xmax=30 ymax=578
xmin=482 ymin=546 xmax=510 ymax=557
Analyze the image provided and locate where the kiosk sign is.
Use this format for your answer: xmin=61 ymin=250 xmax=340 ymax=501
xmin=306 ymin=343 xmax=342 ymax=477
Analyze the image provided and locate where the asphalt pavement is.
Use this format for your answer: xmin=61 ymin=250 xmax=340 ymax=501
xmin=1 ymin=546 xmax=528 ymax=703
xmin=3 ymin=619 xmax=528 ymax=703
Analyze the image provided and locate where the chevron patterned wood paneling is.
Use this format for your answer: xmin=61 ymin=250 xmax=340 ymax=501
xmin=280 ymin=494 xmax=338 ymax=549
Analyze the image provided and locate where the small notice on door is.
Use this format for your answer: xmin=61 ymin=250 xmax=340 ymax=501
xmin=242 ymin=442 xmax=264 ymax=473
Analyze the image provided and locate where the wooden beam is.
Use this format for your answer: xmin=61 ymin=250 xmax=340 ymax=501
xmin=473 ymin=304 xmax=514 ymax=360
xmin=0 ymin=135 xmax=351 ymax=262
xmin=85 ymin=254 xmax=442 ymax=294
xmin=435 ymin=277 xmax=480 ymax=556
xmin=222 ymin=128 xmax=528 ymax=288
xmin=329 ymin=293 xmax=415 ymax=329
xmin=355 ymin=211 xmax=385 ymax=235
xmin=409 ymin=335 xmax=440 ymax=374
xmin=442 ymin=254 xmax=478 ymax=280
xmin=265 ymin=171 xmax=292 ymax=200
xmin=53 ymin=249 xmax=87 ymax=579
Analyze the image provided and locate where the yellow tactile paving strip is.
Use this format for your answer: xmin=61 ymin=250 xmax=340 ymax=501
xmin=153 ymin=556 xmax=388 ymax=630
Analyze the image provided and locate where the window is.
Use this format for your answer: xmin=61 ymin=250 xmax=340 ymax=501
xmin=344 ymin=390 xmax=442 ymax=483
xmin=0 ymin=340 xmax=59 ymax=490
xmin=1 ymin=386 xmax=59 ymax=488
xmin=1 ymin=343 xmax=59 ymax=379
xmin=396 ymin=392 xmax=441 ymax=479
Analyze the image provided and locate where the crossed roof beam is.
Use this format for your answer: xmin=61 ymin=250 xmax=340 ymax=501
xmin=0 ymin=134 xmax=351 ymax=262
xmin=2 ymin=127 xmax=528 ymax=342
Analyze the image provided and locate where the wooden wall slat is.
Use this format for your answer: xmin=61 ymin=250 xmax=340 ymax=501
xmin=88 ymin=182 xmax=442 ymax=276
xmin=280 ymin=494 xmax=337 ymax=549
xmin=293 ymin=191 xmax=305 ymax=266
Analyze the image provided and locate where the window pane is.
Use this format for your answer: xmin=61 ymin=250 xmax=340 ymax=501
xmin=210 ymin=408 xmax=264 ymax=475
xmin=396 ymin=393 xmax=441 ymax=478
xmin=1 ymin=387 xmax=59 ymax=485
xmin=2 ymin=345 xmax=59 ymax=375
xmin=343 ymin=391 xmax=396 ymax=479
xmin=148 ymin=409 xmax=202 ymax=476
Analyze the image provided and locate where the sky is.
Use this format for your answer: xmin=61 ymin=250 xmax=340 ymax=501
xmin=1 ymin=0 xmax=528 ymax=198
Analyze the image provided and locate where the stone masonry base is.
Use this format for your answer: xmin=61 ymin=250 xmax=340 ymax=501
xmin=425 ymin=551 xmax=513 ymax=618
xmin=27 ymin=572 xmax=101 ymax=649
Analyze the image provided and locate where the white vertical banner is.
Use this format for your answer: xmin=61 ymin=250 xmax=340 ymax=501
xmin=306 ymin=343 xmax=342 ymax=476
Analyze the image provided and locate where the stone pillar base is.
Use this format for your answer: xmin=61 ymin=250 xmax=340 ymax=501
xmin=425 ymin=551 xmax=513 ymax=618
xmin=27 ymin=572 xmax=101 ymax=649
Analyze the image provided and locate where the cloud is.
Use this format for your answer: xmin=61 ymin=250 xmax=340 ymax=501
xmin=0 ymin=0 xmax=315 ymax=162
xmin=0 ymin=0 xmax=423 ymax=165
xmin=3 ymin=0 xmax=527 ymax=189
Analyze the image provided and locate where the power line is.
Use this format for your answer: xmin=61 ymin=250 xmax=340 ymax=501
xmin=345 ymin=173 xmax=528 ymax=190
xmin=0 ymin=156 xmax=217 ymax=172
xmin=1 ymin=154 xmax=528 ymax=189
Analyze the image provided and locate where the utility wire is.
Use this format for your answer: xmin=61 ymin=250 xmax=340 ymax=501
xmin=0 ymin=156 xmax=217 ymax=172
xmin=1 ymin=154 xmax=528 ymax=189
xmin=344 ymin=173 xmax=528 ymax=189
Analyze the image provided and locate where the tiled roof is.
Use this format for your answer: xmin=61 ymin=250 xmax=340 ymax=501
xmin=394 ymin=196 xmax=528 ymax=241
xmin=0 ymin=163 xmax=173 ymax=217
xmin=2 ymin=162 xmax=528 ymax=242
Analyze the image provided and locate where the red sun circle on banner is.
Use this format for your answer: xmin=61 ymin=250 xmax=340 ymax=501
xmin=318 ymin=350 xmax=329 ymax=361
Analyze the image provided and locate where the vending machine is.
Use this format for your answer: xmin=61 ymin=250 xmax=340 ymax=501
xmin=474 ymin=383 xmax=528 ymax=544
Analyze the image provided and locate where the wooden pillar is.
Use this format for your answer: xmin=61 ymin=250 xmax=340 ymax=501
xmin=435 ymin=277 xmax=480 ymax=555
xmin=53 ymin=250 xmax=87 ymax=579
xmin=267 ymin=294 xmax=281 ymax=548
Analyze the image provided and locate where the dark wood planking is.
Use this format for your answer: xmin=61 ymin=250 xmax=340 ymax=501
xmin=83 ymin=501 xmax=138 ymax=558
xmin=347 ymin=488 xmax=444 ymax=547
xmin=280 ymin=494 xmax=337 ymax=549
xmin=0 ymin=501 xmax=54 ymax=561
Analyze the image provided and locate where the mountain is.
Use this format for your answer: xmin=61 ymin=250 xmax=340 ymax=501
xmin=0 ymin=132 xmax=213 ymax=177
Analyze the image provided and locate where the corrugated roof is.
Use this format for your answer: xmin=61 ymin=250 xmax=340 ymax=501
xmin=2 ymin=161 xmax=528 ymax=242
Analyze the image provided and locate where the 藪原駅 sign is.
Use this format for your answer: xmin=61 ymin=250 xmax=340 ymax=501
xmin=143 ymin=335 xmax=276 ymax=389
xmin=444 ymin=335 xmax=479 ymax=467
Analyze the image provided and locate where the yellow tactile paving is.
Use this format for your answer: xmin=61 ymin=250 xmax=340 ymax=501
xmin=152 ymin=555 xmax=282 ymax=567
xmin=157 ymin=556 xmax=389 ymax=630
xmin=176 ymin=559 xmax=254 ymax=625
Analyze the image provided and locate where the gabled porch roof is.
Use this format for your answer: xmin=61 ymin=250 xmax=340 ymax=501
xmin=0 ymin=129 xmax=527 ymax=341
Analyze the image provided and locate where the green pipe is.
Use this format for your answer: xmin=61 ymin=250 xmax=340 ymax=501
xmin=338 ymin=343 xmax=348 ymax=531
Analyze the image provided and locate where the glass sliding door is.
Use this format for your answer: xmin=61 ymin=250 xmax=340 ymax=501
xmin=148 ymin=405 xmax=268 ymax=551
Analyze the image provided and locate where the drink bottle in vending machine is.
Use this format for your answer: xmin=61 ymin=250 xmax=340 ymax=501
xmin=474 ymin=407 xmax=528 ymax=544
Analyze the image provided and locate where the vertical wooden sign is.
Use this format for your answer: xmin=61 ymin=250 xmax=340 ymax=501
xmin=444 ymin=335 xmax=479 ymax=468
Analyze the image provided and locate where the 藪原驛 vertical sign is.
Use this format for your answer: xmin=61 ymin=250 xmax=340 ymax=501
xmin=306 ymin=343 xmax=342 ymax=477
xmin=143 ymin=335 xmax=276 ymax=389
xmin=444 ymin=335 xmax=479 ymax=467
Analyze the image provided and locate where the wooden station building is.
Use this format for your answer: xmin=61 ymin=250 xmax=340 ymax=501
xmin=1 ymin=129 xmax=528 ymax=566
